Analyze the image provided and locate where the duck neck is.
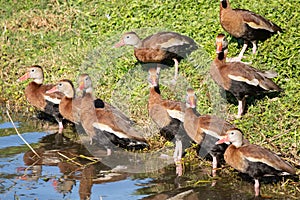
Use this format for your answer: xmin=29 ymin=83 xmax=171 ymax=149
xmin=232 ymin=140 xmax=243 ymax=148
xmin=134 ymin=40 xmax=143 ymax=48
xmin=185 ymin=107 xmax=195 ymax=119
xmin=154 ymin=85 xmax=160 ymax=95
xmin=65 ymin=88 xmax=75 ymax=99
xmin=217 ymin=49 xmax=228 ymax=62
xmin=149 ymin=86 xmax=162 ymax=105
xmin=33 ymin=78 xmax=43 ymax=85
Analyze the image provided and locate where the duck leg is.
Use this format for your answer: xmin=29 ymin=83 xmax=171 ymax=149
xmin=251 ymin=40 xmax=257 ymax=54
xmin=254 ymin=179 xmax=260 ymax=197
xmin=172 ymin=58 xmax=179 ymax=81
xmin=212 ymin=156 xmax=218 ymax=177
xmin=227 ymin=41 xmax=248 ymax=63
xmin=237 ymin=41 xmax=248 ymax=61
xmin=237 ymin=98 xmax=246 ymax=118
xmin=174 ymin=138 xmax=183 ymax=176
xmin=54 ymin=113 xmax=64 ymax=134
xmin=58 ymin=121 xmax=63 ymax=134
xmin=156 ymin=63 xmax=161 ymax=74
xmin=173 ymin=139 xmax=183 ymax=161
xmin=106 ymin=148 xmax=112 ymax=156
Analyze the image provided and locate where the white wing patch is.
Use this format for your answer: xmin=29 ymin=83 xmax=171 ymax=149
xmin=93 ymin=122 xmax=129 ymax=139
xmin=200 ymin=128 xmax=222 ymax=139
xmin=258 ymin=83 xmax=269 ymax=90
xmin=160 ymin=38 xmax=188 ymax=49
xmin=167 ymin=109 xmax=184 ymax=122
xmin=244 ymin=156 xmax=281 ymax=171
xmin=228 ymin=74 xmax=259 ymax=86
xmin=246 ymin=22 xmax=275 ymax=32
xmin=44 ymin=95 xmax=61 ymax=104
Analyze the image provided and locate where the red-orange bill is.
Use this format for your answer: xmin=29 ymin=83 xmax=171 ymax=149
xmin=17 ymin=72 xmax=30 ymax=82
xmin=216 ymin=136 xmax=229 ymax=145
xmin=46 ymin=86 xmax=58 ymax=94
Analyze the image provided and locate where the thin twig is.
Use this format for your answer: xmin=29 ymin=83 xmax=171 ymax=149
xmin=78 ymin=154 xmax=100 ymax=162
xmin=57 ymin=152 xmax=83 ymax=167
xmin=6 ymin=110 xmax=40 ymax=158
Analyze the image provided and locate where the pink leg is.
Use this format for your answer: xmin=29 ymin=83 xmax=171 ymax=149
xmin=254 ymin=179 xmax=260 ymax=197
xmin=172 ymin=58 xmax=179 ymax=81
xmin=173 ymin=140 xmax=183 ymax=162
xmin=238 ymin=42 xmax=248 ymax=60
xmin=212 ymin=156 xmax=217 ymax=177
xmin=58 ymin=121 xmax=63 ymax=134
xmin=251 ymin=40 xmax=257 ymax=54
xmin=175 ymin=161 xmax=183 ymax=176
xmin=227 ymin=41 xmax=248 ymax=63
xmin=174 ymin=140 xmax=183 ymax=176
xmin=237 ymin=98 xmax=245 ymax=118
xmin=107 ymin=148 xmax=112 ymax=156
xmin=156 ymin=63 xmax=161 ymax=74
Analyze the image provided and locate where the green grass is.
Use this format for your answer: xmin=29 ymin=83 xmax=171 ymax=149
xmin=0 ymin=0 xmax=299 ymax=196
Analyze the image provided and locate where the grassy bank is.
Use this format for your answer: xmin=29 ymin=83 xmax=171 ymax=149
xmin=0 ymin=0 xmax=299 ymax=195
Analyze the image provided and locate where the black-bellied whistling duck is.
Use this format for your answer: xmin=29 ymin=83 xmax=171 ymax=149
xmin=210 ymin=34 xmax=282 ymax=118
xmin=46 ymin=79 xmax=82 ymax=124
xmin=216 ymin=129 xmax=296 ymax=197
xmin=148 ymin=67 xmax=191 ymax=175
xmin=78 ymin=74 xmax=133 ymax=126
xmin=115 ymin=31 xmax=197 ymax=81
xmin=220 ymin=0 xmax=282 ymax=61
xmin=77 ymin=74 xmax=148 ymax=151
xmin=184 ymin=88 xmax=236 ymax=176
xmin=17 ymin=65 xmax=64 ymax=134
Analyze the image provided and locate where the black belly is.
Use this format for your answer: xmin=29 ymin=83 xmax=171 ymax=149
xmin=200 ymin=134 xmax=228 ymax=165
xmin=242 ymin=24 xmax=275 ymax=42
xmin=229 ymin=80 xmax=265 ymax=100
xmin=44 ymin=100 xmax=63 ymax=122
xmin=160 ymin=118 xmax=192 ymax=157
xmin=245 ymin=160 xmax=282 ymax=179
xmin=93 ymin=128 xmax=148 ymax=151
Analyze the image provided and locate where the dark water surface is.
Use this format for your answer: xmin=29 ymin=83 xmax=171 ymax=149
xmin=0 ymin=118 xmax=297 ymax=200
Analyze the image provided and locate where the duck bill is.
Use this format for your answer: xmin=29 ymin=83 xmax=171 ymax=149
xmin=216 ymin=42 xmax=223 ymax=53
xmin=78 ymin=81 xmax=85 ymax=90
xmin=17 ymin=72 xmax=30 ymax=82
xmin=114 ymin=39 xmax=125 ymax=48
xmin=216 ymin=136 xmax=229 ymax=144
xmin=46 ymin=86 xmax=58 ymax=94
xmin=150 ymin=76 xmax=158 ymax=87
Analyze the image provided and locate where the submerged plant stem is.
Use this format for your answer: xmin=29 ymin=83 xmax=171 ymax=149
xmin=6 ymin=110 xmax=41 ymax=158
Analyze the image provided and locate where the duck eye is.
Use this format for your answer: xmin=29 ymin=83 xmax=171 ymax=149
xmin=126 ymin=35 xmax=130 ymax=39
xmin=31 ymin=69 xmax=35 ymax=72
xmin=58 ymin=83 xmax=63 ymax=87
xmin=230 ymin=132 xmax=234 ymax=135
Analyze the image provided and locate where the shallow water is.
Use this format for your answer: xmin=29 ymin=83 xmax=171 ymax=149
xmin=0 ymin=118 xmax=298 ymax=200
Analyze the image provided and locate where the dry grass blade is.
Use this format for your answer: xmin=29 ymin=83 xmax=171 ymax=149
xmin=57 ymin=152 xmax=83 ymax=167
xmin=78 ymin=154 xmax=99 ymax=162
xmin=6 ymin=110 xmax=41 ymax=159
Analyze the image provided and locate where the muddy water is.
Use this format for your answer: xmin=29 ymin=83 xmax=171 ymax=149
xmin=0 ymin=117 xmax=297 ymax=200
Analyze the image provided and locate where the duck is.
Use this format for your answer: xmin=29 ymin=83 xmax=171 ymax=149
xmin=184 ymin=88 xmax=236 ymax=176
xmin=216 ymin=129 xmax=296 ymax=197
xmin=220 ymin=0 xmax=282 ymax=61
xmin=77 ymin=74 xmax=133 ymax=126
xmin=210 ymin=34 xmax=282 ymax=118
xmin=17 ymin=65 xmax=64 ymax=134
xmin=115 ymin=31 xmax=198 ymax=81
xmin=148 ymin=67 xmax=191 ymax=175
xmin=77 ymin=74 xmax=149 ymax=152
xmin=46 ymin=79 xmax=82 ymax=124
